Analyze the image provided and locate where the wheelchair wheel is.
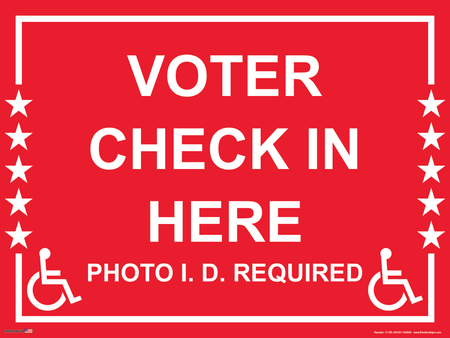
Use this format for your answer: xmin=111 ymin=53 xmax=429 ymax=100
xmin=368 ymin=272 xmax=407 ymax=311
xmin=27 ymin=272 xmax=66 ymax=311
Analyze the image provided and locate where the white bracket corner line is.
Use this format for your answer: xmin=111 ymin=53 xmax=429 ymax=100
xmin=12 ymin=14 xmax=437 ymax=324
xmin=15 ymin=253 xmax=435 ymax=323
xmin=14 ymin=15 xmax=435 ymax=86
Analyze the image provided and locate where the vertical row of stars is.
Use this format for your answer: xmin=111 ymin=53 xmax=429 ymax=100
xmin=417 ymin=91 xmax=445 ymax=248
xmin=5 ymin=90 xmax=33 ymax=248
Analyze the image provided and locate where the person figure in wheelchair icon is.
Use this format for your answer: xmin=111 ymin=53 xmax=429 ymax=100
xmin=27 ymin=248 xmax=81 ymax=311
xmin=368 ymin=248 xmax=422 ymax=311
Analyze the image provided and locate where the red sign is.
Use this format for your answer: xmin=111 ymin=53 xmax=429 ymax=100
xmin=1 ymin=1 xmax=449 ymax=337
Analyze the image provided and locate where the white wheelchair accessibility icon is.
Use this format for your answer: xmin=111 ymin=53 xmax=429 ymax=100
xmin=27 ymin=248 xmax=81 ymax=311
xmin=368 ymin=248 xmax=422 ymax=311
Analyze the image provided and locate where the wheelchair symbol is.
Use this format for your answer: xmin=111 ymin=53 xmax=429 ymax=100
xmin=27 ymin=248 xmax=81 ymax=311
xmin=368 ymin=248 xmax=423 ymax=311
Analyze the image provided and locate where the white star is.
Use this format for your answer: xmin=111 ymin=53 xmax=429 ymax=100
xmin=418 ymin=123 xmax=444 ymax=150
xmin=418 ymin=90 xmax=444 ymax=117
xmin=6 ymin=123 xmax=32 ymax=150
xmin=418 ymin=156 xmax=444 ymax=183
xmin=5 ymin=222 xmax=32 ymax=249
xmin=6 ymin=156 xmax=32 ymax=183
xmin=418 ymin=189 xmax=444 ymax=215
xmin=5 ymin=90 xmax=32 ymax=117
xmin=5 ymin=189 xmax=32 ymax=216
xmin=418 ymin=222 xmax=444 ymax=248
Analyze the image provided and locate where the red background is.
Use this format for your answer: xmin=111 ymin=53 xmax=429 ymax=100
xmin=0 ymin=1 xmax=449 ymax=337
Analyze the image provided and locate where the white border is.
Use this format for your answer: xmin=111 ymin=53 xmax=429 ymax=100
xmin=16 ymin=253 xmax=435 ymax=323
xmin=14 ymin=15 xmax=436 ymax=323
xmin=15 ymin=15 xmax=435 ymax=85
